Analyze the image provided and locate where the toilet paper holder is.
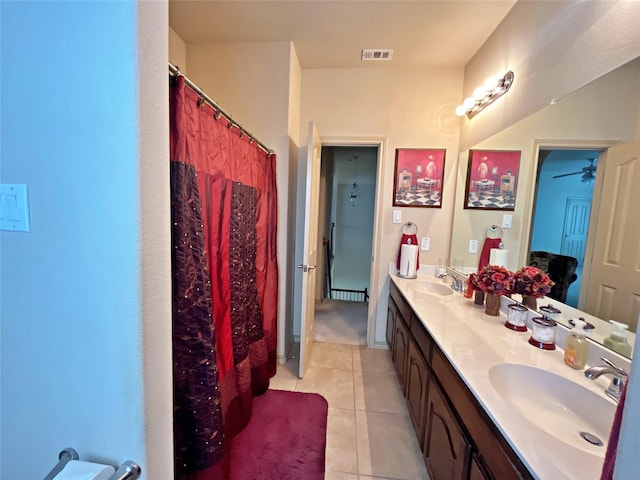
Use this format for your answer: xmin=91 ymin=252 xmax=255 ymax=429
xmin=43 ymin=448 xmax=141 ymax=480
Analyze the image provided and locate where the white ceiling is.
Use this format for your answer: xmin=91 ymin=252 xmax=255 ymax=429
xmin=169 ymin=1 xmax=517 ymax=69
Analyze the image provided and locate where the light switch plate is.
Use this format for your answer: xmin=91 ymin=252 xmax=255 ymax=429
xmin=502 ymin=214 xmax=513 ymax=229
xmin=421 ymin=237 xmax=430 ymax=251
xmin=0 ymin=184 xmax=31 ymax=232
xmin=469 ymin=239 xmax=478 ymax=253
xmin=392 ymin=210 xmax=402 ymax=224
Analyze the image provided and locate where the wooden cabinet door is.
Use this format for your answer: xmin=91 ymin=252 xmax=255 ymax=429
xmin=424 ymin=379 xmax=471 ymax=480
xmin=406 ymin=339 xmax=430 ymax=443
xmin=393 ymin=314 xmax=410 ymax=389
xmin=386 ymin=297 xmax=397 ymax=351
xmin=469 ymin=454 xmax=491 ymax=480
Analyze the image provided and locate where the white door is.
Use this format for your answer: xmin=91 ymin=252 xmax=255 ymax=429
xmin=298 ymin=121 xmax=321 ymax=378
xmin=561 ymin=197 xmax=591 ymax=265
xmin=584 ymin=141 xmax=640 ymax=329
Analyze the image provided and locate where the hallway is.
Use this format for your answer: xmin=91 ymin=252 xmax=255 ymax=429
xmin=270 ymin=342 xmax=428 ymax=480
xmin=314 ymin=300 xmax=368 ymax=345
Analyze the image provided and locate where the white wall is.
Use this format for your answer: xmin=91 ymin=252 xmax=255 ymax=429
xmin=459 ymin=0 xmax=640 ymax=151
xmin=0 ymin=2 xmax=171 ymax=478
xmin=332 ymin=149 xmax=377 ymax=292
xmin=300 ymin=67 xmax=462 ymax=345
xmin=169 ymin=26 xmax=187 ymax=73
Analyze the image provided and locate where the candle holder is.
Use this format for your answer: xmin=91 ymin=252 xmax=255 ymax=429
xmin=528 ymin=316 xmax=557 ymax=350
xmin=505 ymin=304 xmax=528 ymax=332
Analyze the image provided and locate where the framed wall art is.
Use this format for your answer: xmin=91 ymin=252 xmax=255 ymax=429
xmin=393 ymin=148 xmax=446 ymax=208
xmin=464 ymin=149 xmax=521 ymax=211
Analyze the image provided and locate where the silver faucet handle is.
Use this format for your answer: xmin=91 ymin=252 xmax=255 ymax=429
xmin=600 ymin=356 xmax=628 ymax=376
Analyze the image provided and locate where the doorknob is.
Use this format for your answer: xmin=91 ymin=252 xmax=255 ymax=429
xmin=307 ymin=265 xmax=317 ymax=270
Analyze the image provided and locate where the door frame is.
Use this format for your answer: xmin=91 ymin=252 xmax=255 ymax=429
xmin=320 ymin=135 xmax=387 ymax=348
xmin=519 ymin=139 xmax=617 ymax=309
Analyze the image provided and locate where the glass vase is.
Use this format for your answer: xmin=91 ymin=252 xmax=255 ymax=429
xmin=473 ymin=291 xmax=485 ymax=305
xmin=522 ymin=295 xmax=537 ymax=310
xmin=485 ymin=293 xmax=501 ymax=316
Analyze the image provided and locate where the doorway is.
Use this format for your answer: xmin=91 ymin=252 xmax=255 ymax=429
xmin=314 ymin=146 xmax=378 ymax=345
xmin=528 ymin=148 xmax=600 ymax=307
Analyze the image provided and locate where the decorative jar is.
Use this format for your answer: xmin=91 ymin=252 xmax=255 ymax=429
xmin=505 ymin=304 xmax=528 ymax=332
xmin=528 ymin=316 xmax=557 ymax=350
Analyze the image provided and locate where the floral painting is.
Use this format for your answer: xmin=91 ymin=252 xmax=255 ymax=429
xmin=464 ymin=149 xmax=521 ymax=210
xmin=393 ymin=148 xmax=446 ymax=208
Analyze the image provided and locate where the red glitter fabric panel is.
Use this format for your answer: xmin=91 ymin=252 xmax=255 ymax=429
xmin=171 ymin=161 xmax=226 ymax=477
xmin=229 ymin=181 xmax=263 ymax=361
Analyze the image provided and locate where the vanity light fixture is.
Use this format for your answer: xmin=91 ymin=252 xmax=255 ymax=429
xmin=456 ymin=71 xmax=515 ymax=119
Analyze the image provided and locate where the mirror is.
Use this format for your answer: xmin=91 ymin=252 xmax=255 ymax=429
xmin=450 ymin=56 xmax=640 ymax=359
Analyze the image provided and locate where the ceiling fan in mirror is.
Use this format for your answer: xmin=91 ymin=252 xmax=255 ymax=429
xmin=552 ymin=158 xmax=597 ymax=183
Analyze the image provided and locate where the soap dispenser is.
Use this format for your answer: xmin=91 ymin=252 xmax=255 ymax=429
xmin=564 ymin=319 xmax=589 ymax=369
xmin=603 ymin=320 xmax=633 ymax=357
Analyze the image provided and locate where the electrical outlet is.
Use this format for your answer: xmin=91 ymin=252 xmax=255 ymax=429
xmin=421 ymin=237 xmax=430 ymax=251
xmin=392 ymin=210 xmax=402 ymax=224
xmin=469 ymin=239 xmax=478 ymax=253
xmin=502 ymin=214 xmax=513 ymax=229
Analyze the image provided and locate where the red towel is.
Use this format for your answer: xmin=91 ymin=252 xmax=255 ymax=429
xmin=601 ymin=382 xmax=627 ymax=479
xmin=396 ymin=234 xmax=420 ymax=271
xmin=478 ymin=238 xmax=502 ymax=271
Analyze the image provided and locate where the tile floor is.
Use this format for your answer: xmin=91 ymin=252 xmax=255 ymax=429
xmin=269 ymin=342 xmax=429 ymax=480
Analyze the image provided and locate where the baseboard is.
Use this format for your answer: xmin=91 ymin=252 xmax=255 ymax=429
xmin=373 ymin=341 xmax=389 ymax=349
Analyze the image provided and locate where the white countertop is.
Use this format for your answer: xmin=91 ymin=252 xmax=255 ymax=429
xmin=390 ymin=272 xmax=625 ymax=480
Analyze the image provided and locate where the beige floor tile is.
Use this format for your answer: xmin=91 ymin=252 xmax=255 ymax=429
xmin=325 ymin=407 xmax=359 ymax=474
xmin=358 ymin=476 xmax=399 ymax=480
xmin=268 ymin=357 xmax=299 ymax=390
xmin=323 ymin=472 xmax=358 ymax=480
xmin=354 ymin=370 xmax=408 ymax=415
xmin=355 ymin=410 xmax=428 ymax=480
xmin=309 ymin=342 xmax=354 ymax=370
xmin=353 ymin=345 xmax=394 ymax=373
xmin=295 ymin=366 xmax=355 ymax=409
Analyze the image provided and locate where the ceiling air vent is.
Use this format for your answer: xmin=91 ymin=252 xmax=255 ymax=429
xmin=361 ymin=49 xmax=394 ymax=61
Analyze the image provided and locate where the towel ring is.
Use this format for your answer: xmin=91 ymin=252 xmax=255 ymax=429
xmin=486 ymin=225 xmax=503 ymax=238
xmin=402 ymin=222 xmax=418 ymax=235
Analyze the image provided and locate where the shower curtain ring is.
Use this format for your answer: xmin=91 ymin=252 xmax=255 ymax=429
xmin=214 ymin=110 xmax=221 ymax=120
xmin=197 ymin=95 xmax=205 ymax=108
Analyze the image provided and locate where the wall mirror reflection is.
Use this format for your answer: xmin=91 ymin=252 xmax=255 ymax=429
xmin=449 ymin=56 xmax=640 ymax=359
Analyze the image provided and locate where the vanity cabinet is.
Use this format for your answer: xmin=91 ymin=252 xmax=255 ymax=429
xmin=406 ymin=337 xmax=430 ymax=441
xmin=386 ymin=281 xmax=533 ymax=480
xmin=388 ymin=282 xmax=413 ymax=389
xmin=424 ymin=378 xmax=471 ymax=480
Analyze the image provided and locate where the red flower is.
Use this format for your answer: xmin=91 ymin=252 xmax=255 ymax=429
xmin=512 ymin=266 xmax=553 ymax=298
xmin=473 ymin=264 xmax=514 ymax=295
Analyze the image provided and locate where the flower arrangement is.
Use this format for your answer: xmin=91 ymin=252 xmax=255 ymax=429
xmin=512 ymin=266 xmax=554 ymax=298
xmin=473 ymin=264 xmax=514 ymax=295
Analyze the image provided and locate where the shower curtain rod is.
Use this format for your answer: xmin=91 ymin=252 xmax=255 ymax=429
xmin=169 ymin=62 xmax=273 ymax=155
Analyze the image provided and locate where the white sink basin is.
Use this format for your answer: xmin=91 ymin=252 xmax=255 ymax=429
xmin=407 ymin=280 xmax=453 ymax=297
xmin=489 ymin=363 xmax=615 ymax=456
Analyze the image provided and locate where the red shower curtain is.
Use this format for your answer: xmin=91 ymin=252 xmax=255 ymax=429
xmin=170 ymin=76 xmax=278 ymax=479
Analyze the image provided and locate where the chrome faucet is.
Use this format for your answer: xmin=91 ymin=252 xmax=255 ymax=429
xmin=584 ymin=356 xmax=628 ymax=403
xmin=438 ymin=272 xmax=463 ymax=292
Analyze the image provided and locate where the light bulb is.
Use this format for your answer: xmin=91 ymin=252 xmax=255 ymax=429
xmin=473 ymin=86 xmax=487 ymax=100
xmin=455 ymin=105 xmax=467 ymax=116
xmin=484 ymin=75 xmax=500 ymax=90
xmin=462 ymin=97 xmax=475 ymax=109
